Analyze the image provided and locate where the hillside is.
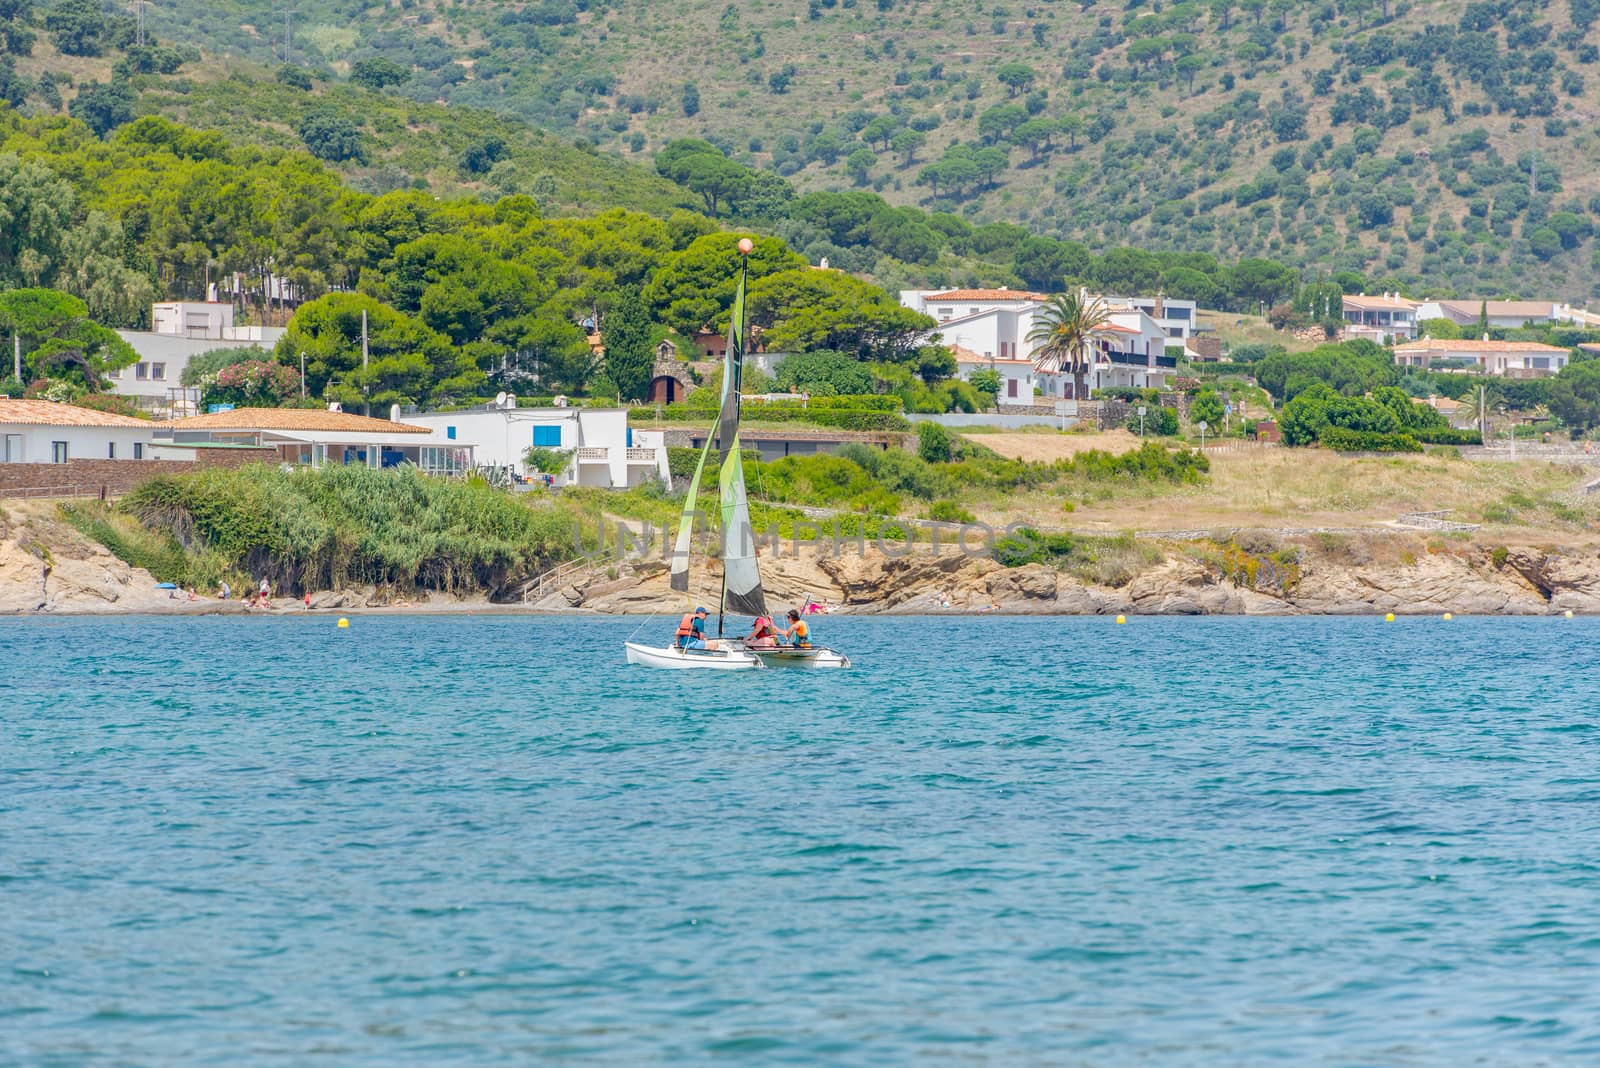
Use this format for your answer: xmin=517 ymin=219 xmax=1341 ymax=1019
xmin=101 ymin=0 xmax=1600 ymax=299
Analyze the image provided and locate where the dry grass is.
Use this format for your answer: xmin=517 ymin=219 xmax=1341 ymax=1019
xmin=959 ymin=447 xmax=1600 ymax=540
xmin=963 ymin=428 xmax=1144 ymax=463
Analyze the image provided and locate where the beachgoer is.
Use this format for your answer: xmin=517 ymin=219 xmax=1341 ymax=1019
xmin=304 ymin=591 xmax=312 ymax=609
xmin=745 ymin=614 xmax=778 ymax=648
xmin=258 ymin=578 xmax=271 ymax=606
xmin=676 ymin=607 xmax=711 ymax=650
xmin=777 ymin=609 xmax=812 ymax=648
xmin=218 ymin=580 xmax=231 ymax=600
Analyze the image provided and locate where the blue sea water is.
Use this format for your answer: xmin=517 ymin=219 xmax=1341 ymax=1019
xmin=4 ymin=614 xmax=1600 ymax=1065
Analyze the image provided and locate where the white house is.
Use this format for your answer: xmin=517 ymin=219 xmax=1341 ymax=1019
xmin=1342 ymin=294 xmax=1419 ymax=341
xmin=0 ymin=399 xmax=158 ymax=463
xmin=1410 ymin=299 xmax=1598 ymax=331
xmin=402 ymin=400 xmax=671 ymax=488
xmin=109 ymin=302 xmax=288 ymax=418
xmin=1102 ymin=295 xmax=1200 ymax=340
xmin=1391 ymin=338 xmax=1570 ymax=378
xmin=154 ymin=406 xmax=472 ymax=474
xmin=902 ymin=288 xmax=1175 ymax=404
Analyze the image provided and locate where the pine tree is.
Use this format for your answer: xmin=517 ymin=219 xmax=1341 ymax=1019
xmin=603 ymin=288 xmax=655 ymax=402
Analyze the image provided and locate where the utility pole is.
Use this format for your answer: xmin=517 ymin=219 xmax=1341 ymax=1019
xmin=280 ymin=9 xmax=295 ymax=63
xmin=12 ymin=332 xmax=20 ymax=382
xmin=299 ymin=350 xmax=307 ymax=399
xmin=135 ymin=0 xmax=145 ymax=47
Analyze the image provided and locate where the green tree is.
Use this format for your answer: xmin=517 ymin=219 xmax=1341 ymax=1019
xmin=1189 ymin=389 xmax=1225 ymax=429
xmin=996 ymin=62 xmax=1036 ymax=96
xmin=967 ymin=366 xmax=1002 ymax=404
xmin=350 ymin=57 xmax=411 ymax=90
xmin=296 ymin=107 xmax=367 ymax=163
xmin=1549 ymin=360 xmax=1600 ymax=431
xmin=655 ymin=138 xmax=755 ymax=216
xmin=276 ymin=292 xmax=481 ymax=409
xmin=681 ymin=82 xmax=700 ymax=117
xmin=747 ymin=267 xmax=935 ymax=360
xmin=774 ymin=349 xmax=876 ymax=394
xmin=601 ymin=287 xmax=654 ymax=401
xmin=1026 ymin=291 xmax=1114 ymax=401
xmin=68 ymin=79 xmax=135 ymax=138
xmin=0 ymin=287 xmax=135 ymax=389
xmin=646 ymin=233 xmax=805 ymax=335
xmin=917 ymin=420 xmax=952 ymax=462
xmin=845 ymin=146 xmax=876 ymax=185
xmin=276 ymin=64 xmax=313 ymax=90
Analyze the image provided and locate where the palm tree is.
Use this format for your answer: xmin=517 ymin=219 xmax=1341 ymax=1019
xmin=1026 ymin=291 xmax=1114 ymax=401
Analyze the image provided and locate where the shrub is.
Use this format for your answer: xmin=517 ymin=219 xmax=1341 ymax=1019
xmin=1126 ymin=405 xmax=1179 ymax=435
xmin=917 ymin=421 xmax=952 ymax=462
xmin=1318 ymin=427 xmax=1423 ymax=452
xmin=928 ymin=499 xmax=975 ymax=523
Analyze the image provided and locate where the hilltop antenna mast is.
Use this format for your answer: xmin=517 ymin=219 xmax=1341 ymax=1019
xmin=279 ymin=8 xmax=295 ymax=63
xmin=134 ymin=0 xmax=145 ymax=47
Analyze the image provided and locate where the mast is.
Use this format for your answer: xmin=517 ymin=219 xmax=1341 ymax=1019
xmin=718 ymin=238 xmax=755 ymax=636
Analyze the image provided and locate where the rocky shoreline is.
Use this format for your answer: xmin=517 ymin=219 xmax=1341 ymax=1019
xmin=4 ymin=498 xmax=1596 ymax=617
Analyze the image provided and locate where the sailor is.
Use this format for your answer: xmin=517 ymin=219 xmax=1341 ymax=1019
xmin=676 ymin=606 xmax=710 ymax=650
xmin=778 ymin=608 xmax=812 ymax=648
xmin=745 ymin=614 xmax=778 ymax=649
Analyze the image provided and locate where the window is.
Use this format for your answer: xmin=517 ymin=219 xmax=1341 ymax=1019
xmin=1007 ymin=379 xmax=1018 ymax=398
xmin=135 ymin=363 xmax=150 ymax=380
xmin=133 ymin=442 xmax=143 ymax=460
xmin=446 ymin=425 xmax=456 ymax=440
xmin=106 ymin=367 xmax=121 ymax=379
xmin=52 ymin=441 xmax=68 ymax=463
xmin=108 ymin=442 xmax=116 ymax=459
xmin=533 ymin=425 xmax=562 ymax=447
xmin=151 ymin=363 xmax=167 ymax=381
xmin=2 ymin=434 xmax=20 ymax=462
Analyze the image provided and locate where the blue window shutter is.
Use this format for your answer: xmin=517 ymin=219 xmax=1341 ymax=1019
xmin=626 ymin=427 xmax=633 ymax=447
xmin=533 ymin=425 xmax=562 ymax=447
xmin=447 ymin=426 xmax=456 ymax=440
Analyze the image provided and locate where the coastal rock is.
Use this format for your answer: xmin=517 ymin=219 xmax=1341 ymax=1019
xmin=1289 ymin=552 xmax=1545 ymax=615
xmin=1125 ymin=558 xmax=1243 ymax=615
xmin=1504 ymin=547 xmax=1600 ymax=613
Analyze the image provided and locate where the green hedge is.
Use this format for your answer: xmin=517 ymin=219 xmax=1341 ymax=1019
xmin=1320 ymin=428 xmax=1423 ymax=453
xmin=632 ymin=406 xmax=911 ymax=431
xmin=1413 ymin=427 xmax=1483 ymax=446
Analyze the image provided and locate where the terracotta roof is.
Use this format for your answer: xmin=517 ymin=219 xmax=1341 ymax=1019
xmin=1099 ymin=324 xmax=1140 ymax=334
xmin=1394 ymin=339 xmax=1567 ymax=353
xmin=0 ymin=399 xmax=151 ymax=428
xmin=1428 ymin=396 xmax=1466 ymax=411
xmin=156 ymin=407 xmax=432 ymax=433
xmin=925 ymin=289 xmax=1049 ymax=302
xmin=1343 ymin=294 xmax=1419 ymax=311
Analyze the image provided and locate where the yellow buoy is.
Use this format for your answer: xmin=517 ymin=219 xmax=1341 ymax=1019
xmin=1384 ymin=612 xmax=1396 ymax=622
xmin=1115 ymin=614 xmax=1127 ymax=625
xmin=1442 ymin=612 xmax=1453 ymax=621
xmin=1565 ymin=610 xmax=1575 ymax=619
xmin=337 ymin=617 xmax=350 ymax=628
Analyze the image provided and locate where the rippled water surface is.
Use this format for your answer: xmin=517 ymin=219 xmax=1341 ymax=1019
xmin=5 ymin=615 xmax=1600 ymax=1065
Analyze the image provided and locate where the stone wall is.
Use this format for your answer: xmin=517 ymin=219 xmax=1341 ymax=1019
xmin=0 ymin=448 xmax=278 ymax=499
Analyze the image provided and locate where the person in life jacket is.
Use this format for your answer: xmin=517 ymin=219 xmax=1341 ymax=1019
xmin=778 ymin=608 xmax=812 ymax=648
xmin=676 ymin=607 xmax=710 ymax=650
xmin=744 ymin=614 xmax=778 ymax=649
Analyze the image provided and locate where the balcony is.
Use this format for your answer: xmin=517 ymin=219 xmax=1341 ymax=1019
xmin=576 ymin=447 xmax=609 ymax=462
xmin=625 ymin=447 xmax=657 ymax=463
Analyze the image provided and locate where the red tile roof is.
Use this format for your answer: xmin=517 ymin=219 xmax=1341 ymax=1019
xmin=156 ymin=408 xmax=432 ymax=433
xmin=0 ymin=399 xmax=151 ymax=427
xmin=925 ymin=289 xmax=1049 ymax=302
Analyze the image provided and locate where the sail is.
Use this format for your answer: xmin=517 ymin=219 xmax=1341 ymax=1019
xmin=668 ymin=432 xmax=715 ymax=593
xmin=718 ymin=431 xmax=767 ymax=618
xmin=717 ymin=267 xmax=746 ymax=462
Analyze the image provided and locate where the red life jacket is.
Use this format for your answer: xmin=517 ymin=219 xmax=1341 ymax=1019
xmin=675 ymin=613 xmax=696 ymax=637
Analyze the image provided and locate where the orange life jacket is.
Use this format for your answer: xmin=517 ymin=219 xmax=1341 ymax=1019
xmin=675 ymin=613 xmax=696 ymax=637
xmin=793 ymin=620 xmax=810 ymax=646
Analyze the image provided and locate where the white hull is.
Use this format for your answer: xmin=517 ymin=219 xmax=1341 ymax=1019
xmin=624 ymin=641 xmax=765 ymax=671
xmin=747 ymin=645 xmax=852 ymax=669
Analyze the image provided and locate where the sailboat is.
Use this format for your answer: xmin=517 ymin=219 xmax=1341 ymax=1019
xmin=624 ymin=240 xmax=851 ymax=671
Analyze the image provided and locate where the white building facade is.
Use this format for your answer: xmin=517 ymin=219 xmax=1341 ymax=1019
xmin=110 ymin=302 xmax=287 ymax=418
xmin=1391 ymin=339 xmax=1570 ymax=378
xmin=0 ymin=399 xmax=157 ymax=463
xmin=403 ymin=402 xmax=671 ymax=488
xmin=902 ymin=289 xmax=1175 ymax=404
